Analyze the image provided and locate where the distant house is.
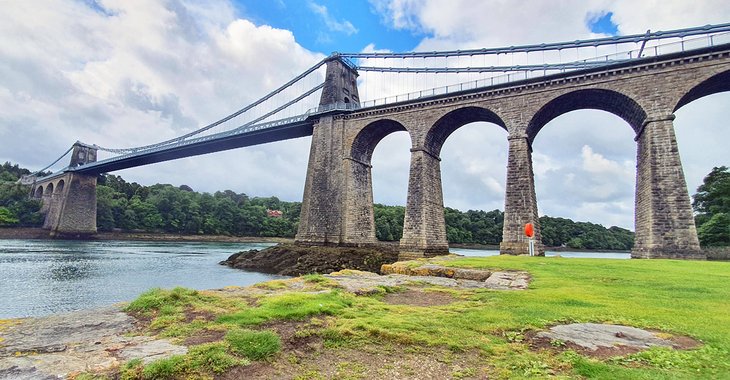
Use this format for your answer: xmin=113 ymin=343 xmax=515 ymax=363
xmin=267 ymin=209 xmax=283 ymax=218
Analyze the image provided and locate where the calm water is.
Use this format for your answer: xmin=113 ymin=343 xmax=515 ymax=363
xmin=0 ymin=240 xmax=630 ymax=319
xmin=0 ymin=239 xmax=282 ymax=319
xmin=449 ymin=247 xmax=631 ymax=259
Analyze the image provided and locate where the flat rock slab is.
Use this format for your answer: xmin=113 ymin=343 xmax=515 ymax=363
xmin=0 ymin=306 xmax=134 ymax=356
xmin=0 ymin=306 xmax=187 ymax=380
xmin=326 ymin=269 xmax=529 ymax=293
xmin=536 ymin=323 xmax=676 ymax=351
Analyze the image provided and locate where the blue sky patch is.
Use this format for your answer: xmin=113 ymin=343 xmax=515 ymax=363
xmin=232 ymin=0 xmax=424 ymax=53
xmin=588 ymin=11 xmax=619 ymax=35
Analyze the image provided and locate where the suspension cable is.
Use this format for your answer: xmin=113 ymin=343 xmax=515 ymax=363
xmin=227 ymin=83 xmax=324 ymax=134
xmin=30 ymin=145 xmax=74 ymax=176
xmin=356 ymin=61 xmax=614 ymax=73
xmin=341 ymin=22 xmax=730 ymax=59
xmin=93 ymin=57 xmax=330 ymax=154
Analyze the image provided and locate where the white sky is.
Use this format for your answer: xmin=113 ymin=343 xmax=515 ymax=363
xmin=1 ymin=0 xmax=729 ymax=230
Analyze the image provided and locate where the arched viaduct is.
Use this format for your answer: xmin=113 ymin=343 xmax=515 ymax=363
xmin=30 ymin=45 xmax=730 ymax=259
xmin=294 ymin=46 xmax=730 ymax=259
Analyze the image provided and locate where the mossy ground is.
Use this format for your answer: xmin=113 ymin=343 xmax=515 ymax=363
xmin=80 ymin=256 xmax=730 ymax=379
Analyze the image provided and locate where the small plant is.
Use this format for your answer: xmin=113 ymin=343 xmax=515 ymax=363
xmin=452 ymin=366 xmax=477 ymax=379
xmin=550 ymin=339 xmax=566 ymax=348
xmin=302 ymin=274 xmax=328 ymax=284
xmin=254 ymin=280 xmax=289 ymax=290
xmin=142 ymin=355 xmax=186 ymax=379
xmin=119 ymin=358 xmax=143 ymax=380
xmin=504 ymin=330 xmax=525 ymax=343
xmin=226 ymin=329 xmax=282 ymax=360
xmin=188 ymin=342 xmax=246 ymax=373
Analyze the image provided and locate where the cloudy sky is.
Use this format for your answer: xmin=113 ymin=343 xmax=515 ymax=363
xmin=1 ymin=0 xmax=729 ymax=230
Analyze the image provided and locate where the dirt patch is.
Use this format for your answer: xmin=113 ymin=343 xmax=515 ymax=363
xmin=258 ymin=319 xmax=323 ymax=353
xmin=383 ymin=289 xmax=456 ymax=307
xmin=218 ymin=362 xmax=273 ymax=380
xmin=183 ymin=329 xmax=226 ymax=346
xmin=218 ymin=344 xmax=488 ymax=380
xmin=526 ymin=323 xmax=702 ymax=359
xmin=183 ymin=308 xmax=217 ymax=324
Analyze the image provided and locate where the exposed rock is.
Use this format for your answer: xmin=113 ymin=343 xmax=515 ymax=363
xmin=117 ymin=338 xmax=188 ymax=364
xmin=0 ymin=306 xmax=187 ymax=380
xmin=382 ymin=262 xmax=491 ymax=281
xmin=325 ymin=269 xmax=529 ymax=292
xmin=536 ymin=323 xmax=679 ymax=351
xmin=380 ymin=262 xmax=529 ymax=290
xmin=220 ymin=244 xmax=399 ymax=276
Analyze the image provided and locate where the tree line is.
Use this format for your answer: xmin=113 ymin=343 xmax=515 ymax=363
xmin=2 ymin=161 xmax=727 ymax=248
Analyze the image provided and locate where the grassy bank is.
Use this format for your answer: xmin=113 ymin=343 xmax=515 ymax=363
xmin=85 ymin=256 xmax=730 ymax=379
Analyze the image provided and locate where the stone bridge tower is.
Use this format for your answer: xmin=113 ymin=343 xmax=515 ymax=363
xmin=32 ymin=142 xmax=98 ymax=238
xmin=295 ymin=55 xmax=364 ymax=246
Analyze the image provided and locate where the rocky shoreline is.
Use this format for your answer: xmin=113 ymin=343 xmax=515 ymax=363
xmin=0 ymin=227 xmax=291 ymax=244
xmin=219 ymin=244 xmax=400 ymax=276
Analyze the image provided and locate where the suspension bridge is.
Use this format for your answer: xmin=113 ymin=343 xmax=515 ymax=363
xmin=26 ymin=23 xmax=730 ymax=259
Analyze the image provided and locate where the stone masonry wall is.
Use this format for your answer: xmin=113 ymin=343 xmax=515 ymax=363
xmin=319 ymin=48 xmax=730 ymax=258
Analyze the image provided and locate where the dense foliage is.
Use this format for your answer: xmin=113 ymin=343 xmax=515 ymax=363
xmin=97 ymin=175 xmax=300 ymax=237
xmin=375 ymin=205 xmax=634 ymax=250
xmin=693 ymin=166 xmax=730 ymax=246
xmin=0 ymin=162 xmax=43 ymax=227
xmin=1 ymin=161 xmax=637 ymax=249
xmin=539 ymin=216 xmax=634 ymax=250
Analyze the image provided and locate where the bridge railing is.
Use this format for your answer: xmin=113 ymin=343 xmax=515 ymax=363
xmin=357 ymin=31 xmax=730 ymax=110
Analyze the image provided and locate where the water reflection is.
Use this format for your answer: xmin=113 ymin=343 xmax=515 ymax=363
xmin=0 ymin=239 xmax=281 ymax=319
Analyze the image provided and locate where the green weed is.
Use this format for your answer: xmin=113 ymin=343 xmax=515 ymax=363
xmin=226 ymin=329 xmax=282 ymax=360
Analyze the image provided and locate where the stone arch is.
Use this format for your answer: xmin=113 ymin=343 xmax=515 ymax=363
xmin=34 ymin=186 xmax=43 ymax=198
xmin=423 ymin=106 xmax=507 ymax=157
xmin=527 ymin=89 xmax=647 ymax=143
xmin=55 ymin=180 xmax=65 ymax=194
xmin=350 ymin=119 xmax=408 ymax=164
xmin=45 ymin=183 xmax=54 ymax=196
xmin=674 ymin=69 xmax=730 ymax=111
xmin=343 ymin=119 xmax=410 ymax=245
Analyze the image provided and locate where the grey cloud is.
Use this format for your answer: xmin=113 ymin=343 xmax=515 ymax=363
xmin=118 ymin=79 xmax=197 ymax=130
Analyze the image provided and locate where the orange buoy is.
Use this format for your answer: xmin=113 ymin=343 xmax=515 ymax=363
xmin=524 ymin=223 xmax=534 ymax=238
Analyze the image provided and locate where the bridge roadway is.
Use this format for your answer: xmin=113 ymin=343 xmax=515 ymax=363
xmin=49 ymin=42 xmax=730 ymax=179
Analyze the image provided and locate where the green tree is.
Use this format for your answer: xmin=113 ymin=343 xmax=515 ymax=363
xmin=0 ymin=207 xmax=19 ymax=226
xmin=697 ymin=213 xmax=730 ymax=246
xmin=693 ymin=166 xmax=730 ymax=246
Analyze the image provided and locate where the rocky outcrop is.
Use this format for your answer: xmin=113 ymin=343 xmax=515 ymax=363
xmin=220 ymin=244 xmax=399 ymax=276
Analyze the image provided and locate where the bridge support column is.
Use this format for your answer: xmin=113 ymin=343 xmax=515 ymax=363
xmin=46 ymin=173 xmax=97 ymax=238
xmin=400 ymin=148 xmax=449 ymax=258
xmin=632 ymin=115 xmax=703 ymax=259
xmin=342 ymin=157 xmax=378 ymax=245
xmin=296 ymin=116 xmax=347 ymax=245
xmin=500 ymin=134 xmax=544 ymax=255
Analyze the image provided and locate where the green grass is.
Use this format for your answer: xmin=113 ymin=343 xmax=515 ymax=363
xmin=121 ymin=256 xmax=730 ymax=379
xmin=226 ymin=329 xmax=282 ymax=360
xmin=217 ymin=290 xmax=354 ymax=326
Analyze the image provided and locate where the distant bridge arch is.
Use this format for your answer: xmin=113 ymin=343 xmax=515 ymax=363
xmin=527 ymin=88 xmax=647 ymax=143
